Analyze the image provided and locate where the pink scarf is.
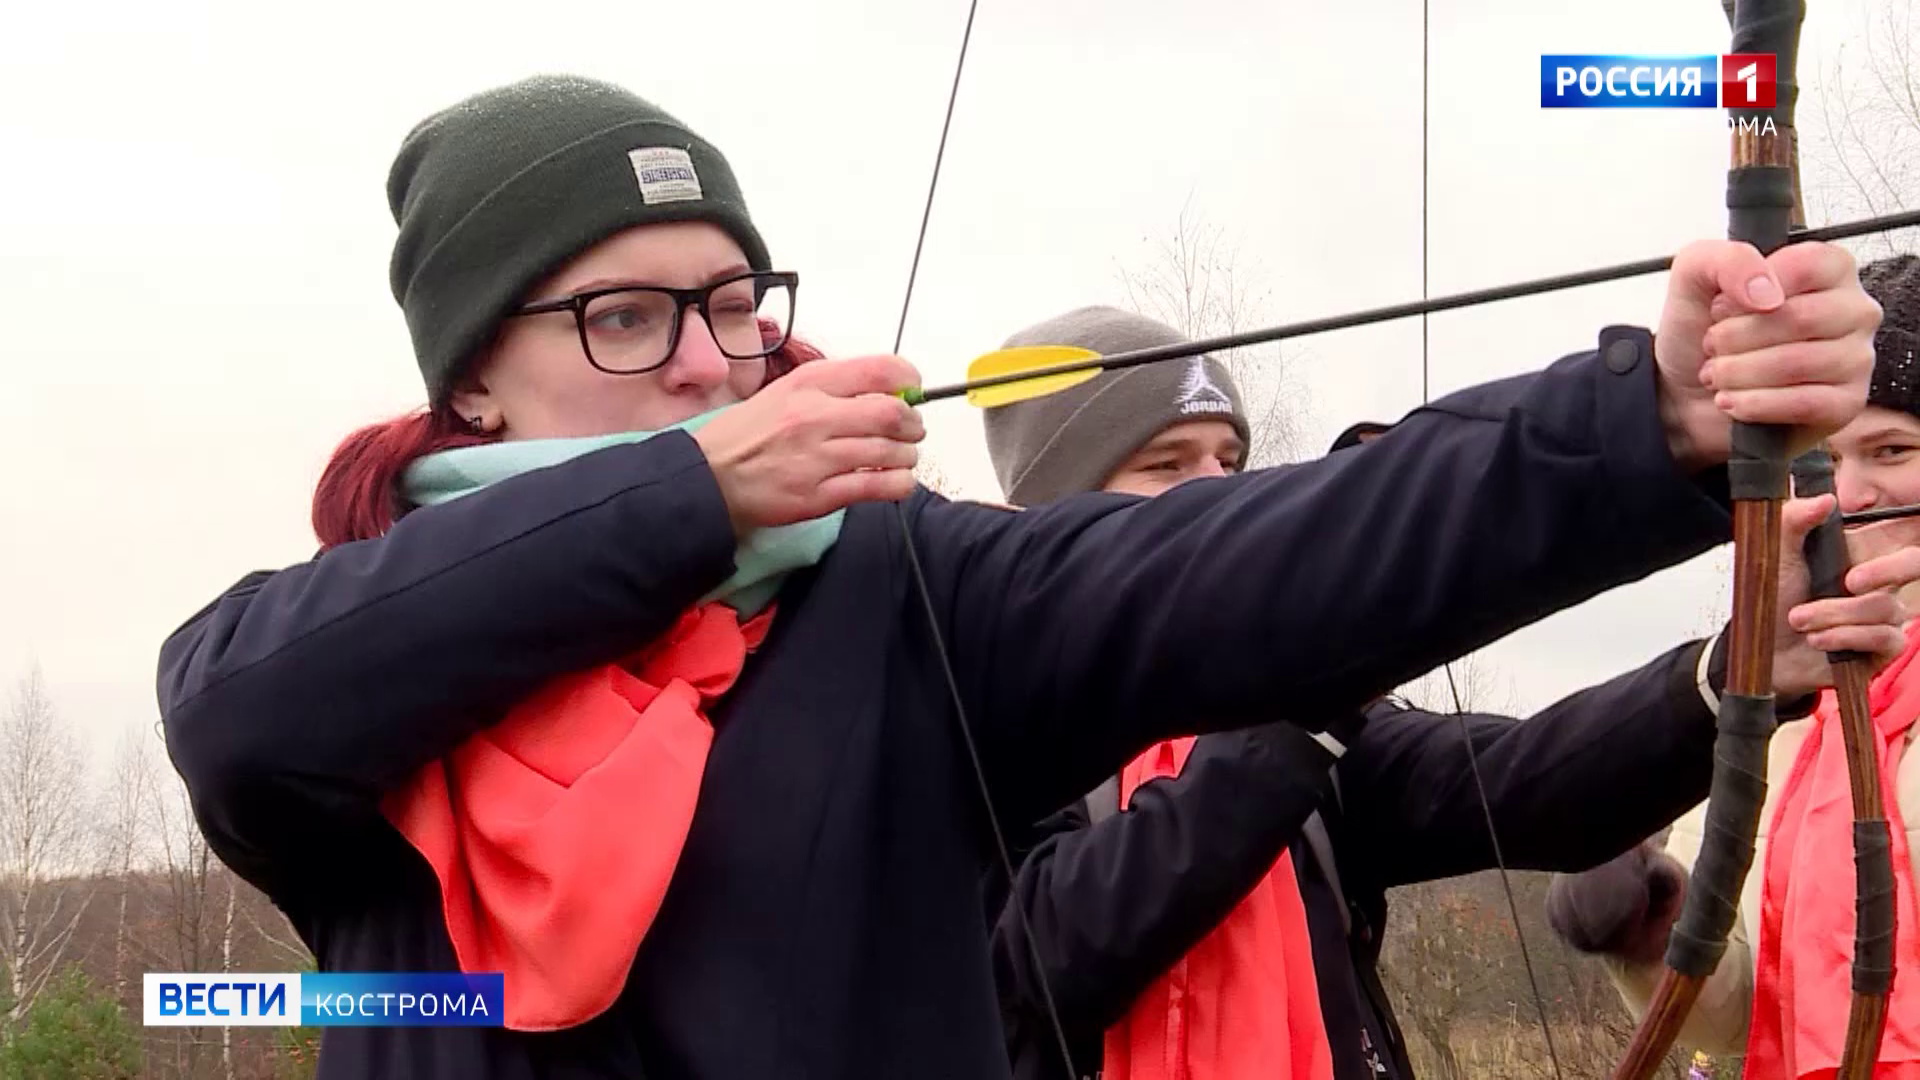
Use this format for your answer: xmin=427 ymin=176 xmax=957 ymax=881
xmin=1749 ymin=621 xmax=1920 ymax=1078
xmin=1100 ymin=737 xmax=1333 ymax=1080
xmin=382 ymin=604 xmax=772 ymax=1031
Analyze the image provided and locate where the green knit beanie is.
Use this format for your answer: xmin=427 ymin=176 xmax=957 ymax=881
xmin=387 ymin=74 xmax=773 ymax=402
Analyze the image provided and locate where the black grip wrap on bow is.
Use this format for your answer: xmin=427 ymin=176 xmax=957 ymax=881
xmin=1725 ymin=0 xmax=1802 ymax=129
xmin=1724 ymin=0 xmax=1804 ymax=252
xmin=1726 ymin=170 xmax=1797 ymax=266
xmin=1792 ymin=448 xmax=1870 ymax=663
xmin=1666 ymin=691 xmax=1778 ymax=976
xmin=1856 ymin=821 xmax=1897 ymax=994
xmin=1729 ymin=420 xmax=1794 ymax=501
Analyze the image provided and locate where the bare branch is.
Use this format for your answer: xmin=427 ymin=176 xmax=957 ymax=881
xmin=236 ymin=894 xmax=314 ymax=971
xmin=1113 ymin=202 xmax=1310 ymax=469
xmin=16 ymin=891 xmax=90 ymax=1009
xmin=99 ymin=725 xmax=160 ymax=876
xmin=1397 ymin=652 xmax=1520 ymax=717
xmin=1803 ymin=0 xmax=1920 ymax=257
xmin=97 ymin=724 xmax=162 ymax=1000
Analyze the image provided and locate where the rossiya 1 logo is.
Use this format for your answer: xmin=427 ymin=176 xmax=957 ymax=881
xmin=1539 ymin=53 xmax=1779 ymax=133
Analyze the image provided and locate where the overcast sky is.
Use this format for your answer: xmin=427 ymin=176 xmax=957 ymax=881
xmin=2 ymin=0 xmax=1911 ymax=777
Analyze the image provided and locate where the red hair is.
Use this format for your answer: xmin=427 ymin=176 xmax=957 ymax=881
xmin=312 ymin=322 xmax=824 ymax=550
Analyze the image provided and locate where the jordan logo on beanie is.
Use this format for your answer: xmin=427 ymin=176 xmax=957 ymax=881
xmin=1177 ymin=357 xmax=1235 ymax=416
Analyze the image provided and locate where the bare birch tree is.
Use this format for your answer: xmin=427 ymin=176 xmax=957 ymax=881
xmin=1115 ymin=198 xmax=1312 ymax=468
xmin=148 ymin=769 xmax=220 ymax=1077
xmin=97 ymin=724 xmax=160 ymax=1001
xmin=1805 ymin=0 xmax=1920 ymax=256
xmin=221 ymin=878 xmax=237 ymax=1080
xmin=0 ymin=664 xmax=92 ymax=1029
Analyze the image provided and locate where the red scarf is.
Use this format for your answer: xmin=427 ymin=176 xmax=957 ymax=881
xmin=1749 ymin=621 xmax=1920 ymax=1078
xmin=381 ymin=603 xmax=771 ymax=1031
xmin=1100 ymin=737 xmax=1334 ymax=1080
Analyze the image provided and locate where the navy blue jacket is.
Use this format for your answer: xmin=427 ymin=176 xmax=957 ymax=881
xmin=157 ymin=327 xmax=1732 ymax=1079
xmin=989 ymin=641 xmax=1723 ymax=1080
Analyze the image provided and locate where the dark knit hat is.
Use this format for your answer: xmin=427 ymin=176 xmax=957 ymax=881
xmin=387 ymin=74 xmax=773 ymax=401
xmin=1863 ymin=254 xmax=1920 ymax=419
xmin=983 ymin=307 xmax=1251 ymax=505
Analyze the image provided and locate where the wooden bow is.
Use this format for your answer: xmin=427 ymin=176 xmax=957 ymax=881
xmin=1613 ymin=2 xmax=1894 ymax=1075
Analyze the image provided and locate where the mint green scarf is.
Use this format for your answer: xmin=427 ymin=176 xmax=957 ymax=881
xmin=400 ymin=409 xmax=843 ymax=617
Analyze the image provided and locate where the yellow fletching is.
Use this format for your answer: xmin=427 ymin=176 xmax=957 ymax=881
xmin=960 ymin=345 xmax=1104 ymax=407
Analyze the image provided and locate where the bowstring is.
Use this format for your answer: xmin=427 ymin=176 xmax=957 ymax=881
xmin=1421 ymin=0 xmax=1561 ymax=1070
xmin=883 ymin=3 xmax=1629 ymax=1075
xmin=883 ymin=1 xmax=1081 ymax=1075
xmin=1443 ymin=667 xmax=1565 ymax=1077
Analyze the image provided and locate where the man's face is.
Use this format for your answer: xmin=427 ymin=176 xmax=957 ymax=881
xmin=1101 ymin=420 xmax=1246 ymax=497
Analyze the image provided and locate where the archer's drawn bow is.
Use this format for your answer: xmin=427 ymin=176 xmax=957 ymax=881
xmin=1613 ymin=1 xmax=1801 ymax=1072
xmin=1614 ymin=1 xmax=1894 ymax=1075
xmin=869 ymin=3 xmax=1912 ymax=1076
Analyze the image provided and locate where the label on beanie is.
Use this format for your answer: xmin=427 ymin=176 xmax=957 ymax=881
xmin=629 ymin=146 xmax=703 ymax=205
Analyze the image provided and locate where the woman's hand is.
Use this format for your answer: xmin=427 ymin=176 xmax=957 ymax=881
xmin=1771 ymin=494 xmax=1920 ymax=698
xmin=693 ymin=355 xmax=925 ymax=535
xmin=1655 ymin=240 xmax=1879 ymax=472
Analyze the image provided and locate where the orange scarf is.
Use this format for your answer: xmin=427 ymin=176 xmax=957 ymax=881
xmin=1749 ymin=621 xmax=1920 ymax=1078
xmin=1100 ymin=737 xmax=1334 ymax=1080
xmin=381 ymin=603 xmax=771 ymax=1031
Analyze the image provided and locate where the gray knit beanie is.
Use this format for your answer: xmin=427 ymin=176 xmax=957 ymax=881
xmin=387 ymin=74 xmax=773 ymax=402
xmin=983 ymin=306 xmax=1251 ymax=505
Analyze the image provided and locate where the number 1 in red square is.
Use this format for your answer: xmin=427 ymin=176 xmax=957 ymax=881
xmin=1720 ymin=53 xmax=1776 ymax=108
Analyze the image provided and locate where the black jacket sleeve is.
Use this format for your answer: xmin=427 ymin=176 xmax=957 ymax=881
xmin=155 ymin=432 xmax=740 ymax=893
xmin=990 ymin=723 xmax=1339 ymax=1044
xmin=1336 ymin=637 xmax=1720 ymax=890
xmin=908 ymin=331 xmax=1734 ymax=822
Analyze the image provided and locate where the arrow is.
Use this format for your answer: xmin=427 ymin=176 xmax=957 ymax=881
xmin=901 ymin=207 xmax=1920 ymax=409
xmin=1842 ymin=503 xmax=1920 ymax=527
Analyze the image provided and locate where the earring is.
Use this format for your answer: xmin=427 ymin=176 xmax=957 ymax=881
xmin=467 ymin=416 xmax=486 ymax=434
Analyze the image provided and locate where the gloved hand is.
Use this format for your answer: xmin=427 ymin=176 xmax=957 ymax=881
xmin=1545 ymin=838 xmax=1688 ymax=965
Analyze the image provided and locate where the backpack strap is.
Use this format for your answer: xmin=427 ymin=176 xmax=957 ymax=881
xmin=1300 ymin=804 xmax=1351 ymax=939
xmin=1084 ymin=773 xmax=1123 ymax=825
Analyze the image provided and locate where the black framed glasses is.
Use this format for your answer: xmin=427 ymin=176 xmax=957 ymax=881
xmin=507 ymin=270 xmax=799 ymax=375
